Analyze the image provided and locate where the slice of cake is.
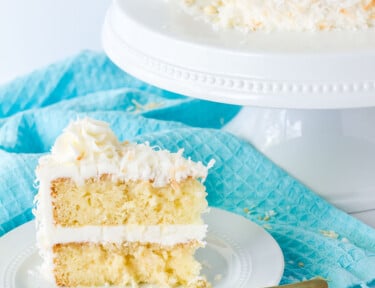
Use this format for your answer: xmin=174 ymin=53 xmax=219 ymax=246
xmin=34 ymin=117 xmax=213 ymax=287
xmin=180 ymin=0 xmax=375 ymax=31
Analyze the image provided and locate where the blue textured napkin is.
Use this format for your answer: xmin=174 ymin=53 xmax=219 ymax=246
xmin=1 ymin=51 xmax=374 ymax=288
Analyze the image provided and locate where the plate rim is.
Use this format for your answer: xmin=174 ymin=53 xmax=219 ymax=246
xmin=0 ymin=207 xmax=284 ymax=287
xmin=204 ymin=207 xmax=285 ymax=287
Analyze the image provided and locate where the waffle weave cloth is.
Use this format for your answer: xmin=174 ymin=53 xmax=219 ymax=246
xmin=0 ymin=51 xmax=374 ymax=288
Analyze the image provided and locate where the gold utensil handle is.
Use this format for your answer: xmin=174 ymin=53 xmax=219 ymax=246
xmin=268 ymin=279 xmax=328 ymax=288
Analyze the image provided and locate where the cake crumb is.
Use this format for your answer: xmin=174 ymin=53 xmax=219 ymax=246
xmin=263 ymin=224 xmax=272 ymax=230
xmin=127 ymin=99 xmax=163 ymax=113
xmin=320 ymin=230 xmax=339 ymax=239
xmin=214 ymin=274 xmax=223 ymax=281
xmin=201 ymin=260 xmax=212 ymax=270
xmin=259 ymin=210 xmax=277 ymax=221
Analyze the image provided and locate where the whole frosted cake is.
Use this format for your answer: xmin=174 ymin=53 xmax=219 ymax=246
xmin=181 ymin=0 xmax=375 ymax=31
xmin=34 ymin=117 xmax=213 ymax=287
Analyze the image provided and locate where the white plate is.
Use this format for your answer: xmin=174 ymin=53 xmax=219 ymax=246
xmin=102 ymin=0 xmax=375 ymax=109
xmin=0 ymin=208 xmax=284 ymax=287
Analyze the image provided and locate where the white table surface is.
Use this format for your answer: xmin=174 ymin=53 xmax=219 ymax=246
xmin=0 ymin=0 xmax=374 ymax=228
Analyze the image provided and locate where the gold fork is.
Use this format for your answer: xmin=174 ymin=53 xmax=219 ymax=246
xmin=268 ymin=279 xmax=328 ymax=288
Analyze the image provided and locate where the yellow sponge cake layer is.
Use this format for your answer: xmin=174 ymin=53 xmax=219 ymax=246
xmin=53 ymin=241 xmax=209 ymax=288
xmin=51 ymin=176 xmax=207 ymax=226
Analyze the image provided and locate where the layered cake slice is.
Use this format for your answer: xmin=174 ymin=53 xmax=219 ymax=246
xmin=34 ymin=117 xmax=213 ymax=287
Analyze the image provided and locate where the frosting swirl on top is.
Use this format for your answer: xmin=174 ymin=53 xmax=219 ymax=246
xmin=51 ymin=117 xmax=121 ymax=163
xmin=38 ymin=117 xmax=214 ymax=187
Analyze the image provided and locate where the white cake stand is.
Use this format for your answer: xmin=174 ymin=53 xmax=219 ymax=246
xmin=102 ymin=0 xmax=375 ymax=226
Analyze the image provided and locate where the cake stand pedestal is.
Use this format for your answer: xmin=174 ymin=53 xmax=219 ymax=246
xmin=102 ymin=0 xmax=375 ymax=227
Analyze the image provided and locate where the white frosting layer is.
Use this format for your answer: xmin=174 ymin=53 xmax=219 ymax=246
xmin=180 ymin=0 xmax=375 ymax=31
xmin=37 ymin=225 xmax=207 ymax=247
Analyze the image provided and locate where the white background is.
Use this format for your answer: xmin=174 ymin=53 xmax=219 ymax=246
xmin=0 ymin=0 xmax=111 ymax=84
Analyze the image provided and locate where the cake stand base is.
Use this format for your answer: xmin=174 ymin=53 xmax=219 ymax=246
xmin=224 ymin=106 xmax=375 ymax=227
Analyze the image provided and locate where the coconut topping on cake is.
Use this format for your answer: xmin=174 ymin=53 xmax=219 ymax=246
xmin=37 ymin=117 xmax=214 ymax=187
xmin=180 ymin=0 xmax=375 ymax=31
